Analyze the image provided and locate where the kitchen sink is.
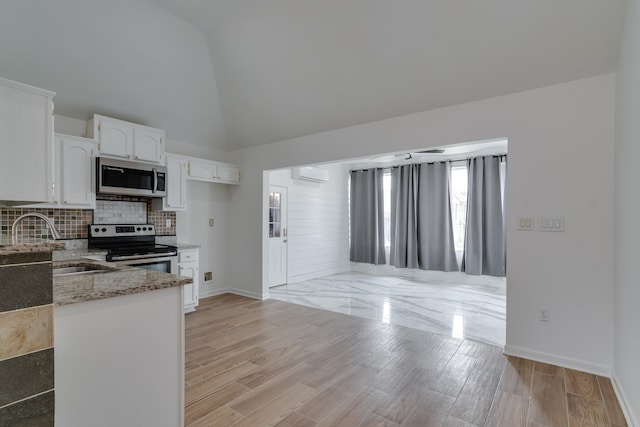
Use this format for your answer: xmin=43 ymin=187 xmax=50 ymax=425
xmin=53 ymin=263 xmax=117 ymax=277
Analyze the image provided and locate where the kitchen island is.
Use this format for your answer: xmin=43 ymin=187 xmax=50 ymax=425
xmin=53 ymin=258 xmax=191 ymax=427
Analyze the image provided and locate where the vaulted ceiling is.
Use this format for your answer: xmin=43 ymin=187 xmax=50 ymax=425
xmin=0 ymin=0 xmax=628 ymax=150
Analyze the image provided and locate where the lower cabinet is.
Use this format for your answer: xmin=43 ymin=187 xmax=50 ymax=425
xmin=54 ymin=287 xmax=184 ymax=427
xmin=178 ymin=248 xmax=199 ymax=313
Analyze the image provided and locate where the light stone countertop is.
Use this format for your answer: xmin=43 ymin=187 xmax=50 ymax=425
xmin=176 ymin=243 xmax=201 ymax=250
xmin=52 ymin=248 xmax=108 ymax=261
xmin=0 ymin=240 xmax=65 ymax=256
xmin=53 ymin=259 xmax=192 ymax=306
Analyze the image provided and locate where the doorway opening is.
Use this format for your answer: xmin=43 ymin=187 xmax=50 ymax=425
xmin=264 ymin=138 xmax=507 ymax=346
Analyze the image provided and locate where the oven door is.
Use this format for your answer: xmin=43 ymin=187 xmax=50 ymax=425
xmin=112 ymin=255 xmax=177 ymax=274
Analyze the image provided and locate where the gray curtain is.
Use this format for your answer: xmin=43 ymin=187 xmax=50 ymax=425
xmin=461 ymin=156 xmax=506 ymax=276
xmin=349 ymin=169 xmax=386 ymax=264
xmin=417 ymin=162 xmax=459 ymax=271
xmin=390 ymin=164 xmax=420 ymax=268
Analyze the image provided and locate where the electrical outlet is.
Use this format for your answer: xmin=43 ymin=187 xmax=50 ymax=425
xmin=204 ymin=272 xmax=213 ymax=282
xmin=165 ymin=218 xmax=171 ymax=228
xmin=539 ymin=308 xmax=550 ymax=322
xmin=208 ymin=219 xmax=214 ymax=227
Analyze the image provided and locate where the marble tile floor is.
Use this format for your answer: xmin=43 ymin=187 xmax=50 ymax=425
xmin=269 ymin=271 xmax=506 ymax=347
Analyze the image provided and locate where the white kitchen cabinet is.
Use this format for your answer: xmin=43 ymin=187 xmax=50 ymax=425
xmin=187 ymin=158 xmax=216 ymax=181
xmin=152 ymin=154 xmax=187 ymax=211
xmin=133 ymin=126 xmax=164 ymax=163
xmin=217 ymin=163 xmax=241 ymax=184
xmin=55 ymin=286 xmax=184 ymax=427
xmin=88 ymin=114 xmax=164 ymax=164
xmin=178 ymin=248 xmax=199 ymax=313
xmin=187 ymin=157 xmax=240 ymax=185
xmin=0 ymin=77 xmax=55 ymax=204
xmin=57 ymin=134 xmax=97 ymax=208
xmin=18 ymin=134 xmax=97 ymax=209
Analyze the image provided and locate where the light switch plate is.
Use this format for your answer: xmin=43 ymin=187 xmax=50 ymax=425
xmin=209 ymin=219 xmax=214 ymax=227
xmin=539 ymin=217 xmax=564 ymax=232
xmin=517 ymin=217 xmax=534 ymax=231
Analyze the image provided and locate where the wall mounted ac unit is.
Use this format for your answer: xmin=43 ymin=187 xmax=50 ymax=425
xmin=291 ymin=166 xmax=329 ymax=183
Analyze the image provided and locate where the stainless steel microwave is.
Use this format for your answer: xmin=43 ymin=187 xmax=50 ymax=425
xmin=96 ymin=157 xmax=167 ymax=198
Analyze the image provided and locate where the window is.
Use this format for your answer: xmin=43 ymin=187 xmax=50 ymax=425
xmin=450 ymin=164 xmax=468 ymax=252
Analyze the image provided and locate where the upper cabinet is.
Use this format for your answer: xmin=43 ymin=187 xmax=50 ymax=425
xmin=0 ymin=77 xmax=55 ymax=204
xmin=17 ymin=134 xmax=98 ymax=209
xmin=152 ymin=154 xmax=187 ymax=212
xmin=187 ymin=158 xmax=240 ymax=185
xmin=87 ymin=115 xmax=164 ymax=164
xmin=57 ymin=134 xmax=98 ymax=208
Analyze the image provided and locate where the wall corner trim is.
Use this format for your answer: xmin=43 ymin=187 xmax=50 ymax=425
xmin=611 ymin=369 xmax=639 ymax=427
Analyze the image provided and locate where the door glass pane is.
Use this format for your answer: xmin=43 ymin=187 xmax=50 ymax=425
xmin=268 ymin=191 xmax=282 ymax=238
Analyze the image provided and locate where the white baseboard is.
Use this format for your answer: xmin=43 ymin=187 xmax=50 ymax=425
xmin=503 ymin=344 xmax=611 ymax=377
xmin=612 ymin=370 xmax=639 ymax=427
xmin=199 ymin=287 xmax=263 ymax=301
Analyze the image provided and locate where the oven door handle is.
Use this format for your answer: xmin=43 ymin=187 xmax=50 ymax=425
xmin=110 ymin=253 xmax=176 ymax=261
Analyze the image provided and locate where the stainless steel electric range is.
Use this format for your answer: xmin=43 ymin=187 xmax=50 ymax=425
xmin=88 ymin=224 xmax=178 ymax=274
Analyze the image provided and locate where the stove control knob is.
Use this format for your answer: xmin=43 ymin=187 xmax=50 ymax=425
xmin=101 ymin=228 xmax=107 ymax=232
xmin=149 ymin=226 xmax=153 ymax=230
xmin=137 ymin=227 xmax=141 ymax=231
xmin=94 ymin=228 xmax=99 ymax=233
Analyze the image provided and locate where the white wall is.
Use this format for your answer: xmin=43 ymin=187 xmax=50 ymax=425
xmin=229 ymin=74 xmax=616 ymax=375
xmin=268 ymin=164 xmax=350 ymax=285
xmin=55 ymin=116 xmax=89 ymax=138
xmin=176 ymin=180 xmax=231 ymax=297
xmin=0 ymin=0 xmax=227 ymax=149
xmin=614 ymin=0 xmax=640 ymax=423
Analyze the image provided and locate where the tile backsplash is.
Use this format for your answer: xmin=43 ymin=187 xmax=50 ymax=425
xmin=0 ymin=208 xmax=93 ymax=240
xmin=94 ymin=201 xmax=147 ymax=224
xmin=1 ymin=196 xmax=176 ymax=240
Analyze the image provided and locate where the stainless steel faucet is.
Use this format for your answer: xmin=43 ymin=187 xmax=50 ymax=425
xmin=11 ymin=213 xmax=62 ymax=244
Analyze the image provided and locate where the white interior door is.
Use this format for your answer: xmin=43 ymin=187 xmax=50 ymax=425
xmin=268 ymin=186 xmax=288 ymax=287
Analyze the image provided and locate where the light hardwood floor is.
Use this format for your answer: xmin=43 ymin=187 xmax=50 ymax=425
xmin=185 ymin=294 xmax=627 ymax=427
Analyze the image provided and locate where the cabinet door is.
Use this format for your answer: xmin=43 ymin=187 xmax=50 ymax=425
xmin=165 ymin=157 xmax=186 ymax=210
xmin=188 ymin=159 xmax=216 ymax=181
xmin=98 ymin=119 xmax=133 ymax=159
xmin=133 ymin=127 xmax=163 ymax=163
xmin=59 ymin=136 xmax=96 ymax=207
xmin=179 ymin=263 xmax=199 ymax=312
xmin=216 ymin=164 xmax=240 ymax=184
xmin=0 ymin=78 xmax=55 ymax=203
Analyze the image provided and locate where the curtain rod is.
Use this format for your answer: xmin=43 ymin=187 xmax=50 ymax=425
xmin=351 ymin=154 xmax=507 ymax=172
